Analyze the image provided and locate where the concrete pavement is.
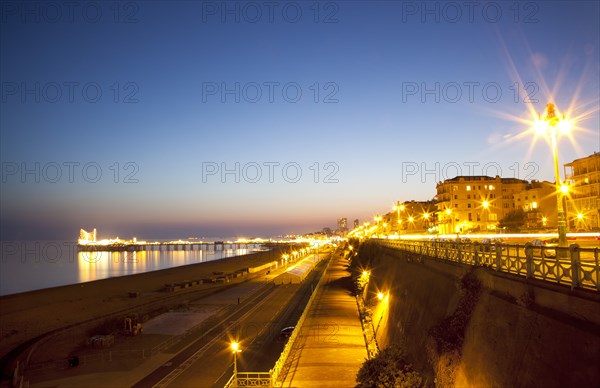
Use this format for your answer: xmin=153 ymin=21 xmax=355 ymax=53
xmin=279 ymin=253 xmax=368 ymax=387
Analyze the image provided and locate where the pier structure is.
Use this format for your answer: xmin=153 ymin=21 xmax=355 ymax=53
xmin=77 ymin=241 xmax=267 ymax=252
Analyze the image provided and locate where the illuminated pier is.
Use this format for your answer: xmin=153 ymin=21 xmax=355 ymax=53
xmin=76 ymin=241 xmax=269 ymax=252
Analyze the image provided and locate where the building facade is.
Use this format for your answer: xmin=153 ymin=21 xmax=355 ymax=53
xmin=337 ymin=218 xmax=348 ymax=232
xmin=514 ymin=180 xmax=557 ymax=229
xmin=384 ymin=200 xmax=437 ymax=234
xmin=564 ymin=152 xmax=600 ymax=231
xmin=435 ymin=176 xmax=528 ymax=234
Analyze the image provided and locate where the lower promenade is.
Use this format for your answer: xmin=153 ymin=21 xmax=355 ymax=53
xmin=278 ymin=252 xmax=368 ymax=387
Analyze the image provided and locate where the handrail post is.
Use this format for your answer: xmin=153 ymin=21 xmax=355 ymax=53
xmin=494 ymin=243 xmax=502 ymax=271
xmin=473 ymin=242 xmax=480 ymax=266
xmin=569 ymin=244 xmax=581 ymax=290
xmin=524 ymin=243 xmax=533 ymax=278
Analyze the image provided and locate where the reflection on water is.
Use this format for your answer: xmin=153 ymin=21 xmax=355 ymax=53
xmin=0 ymin=241 xmax=264 ymax=295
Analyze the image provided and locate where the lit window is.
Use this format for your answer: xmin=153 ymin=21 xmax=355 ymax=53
xmin=532 ymin=202 xmax=538 ymax=209
xmin=489 ymin=185 xmax=494 ymax=190
xmin=466 ymin=186 xmax=471 ymax=191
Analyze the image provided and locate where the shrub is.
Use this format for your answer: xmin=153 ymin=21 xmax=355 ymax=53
xmin=356 ymin=344 xmax=423 ymax=388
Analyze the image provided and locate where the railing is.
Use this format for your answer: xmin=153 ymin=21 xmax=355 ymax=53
xmin=224 ymin=372 xmax=272 ymax=387
xmin=376 ymin=239 xmax=600 ymax=292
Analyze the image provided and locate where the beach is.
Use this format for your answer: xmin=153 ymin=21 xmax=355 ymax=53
xmin=0 ymin=246 xmax=288 ymax=372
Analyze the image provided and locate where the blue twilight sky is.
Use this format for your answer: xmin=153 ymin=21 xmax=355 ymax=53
xmin=1 ymin=1 xmax=599 ymax=240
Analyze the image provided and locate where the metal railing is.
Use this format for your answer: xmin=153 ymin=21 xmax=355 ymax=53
xmin=224 ymin=372 xmax=272 ymax=387
xmin=376 ymin=239 xmax=599 ymax=291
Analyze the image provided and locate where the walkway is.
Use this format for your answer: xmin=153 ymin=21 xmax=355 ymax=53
xmin=279 ymin=253 xmax=368 ymax=387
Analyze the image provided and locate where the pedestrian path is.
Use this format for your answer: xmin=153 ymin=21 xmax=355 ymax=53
xmin=279 ymin=253 xmax=368 ymax=387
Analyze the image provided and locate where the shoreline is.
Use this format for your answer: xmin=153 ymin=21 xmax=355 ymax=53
xmin=0 ymin=246 xmax=291 ymax=366
xmin=0 ymin=241 xmax=270 ymax=296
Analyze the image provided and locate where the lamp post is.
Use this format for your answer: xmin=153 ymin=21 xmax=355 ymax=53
xmin=481 ymin=200 xmax=489 ymax=231
xmin=393 ymin=202 xmax=405 ymax=234
xmin=374 ymin=215 xmax=382 ymax=235
xmin=445 ymin=208 xmax=453 ymax=234
xmin=231 ymin=342 xmax=242 ymax=387
xmin=534 ymin=103 xmax=571 ymax=253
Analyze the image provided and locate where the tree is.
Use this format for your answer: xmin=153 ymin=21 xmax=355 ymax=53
xmin=498 ymin=208 xmax=526 ymax=232
xmin=356 ymin=344 xmax=422 ymax=388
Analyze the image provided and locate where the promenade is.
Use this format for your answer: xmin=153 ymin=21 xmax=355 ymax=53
xmin=279 ymin=253 xmax=367 ymax=387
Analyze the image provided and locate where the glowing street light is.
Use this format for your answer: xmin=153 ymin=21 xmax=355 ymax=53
xmin=377 ymin=292 xmax=384 ymax=301
xmin=231 ymin=341 xmax=242 ymax=386
xmin=393 ymin=201 xmax=405 ymax=232
xmin=534 ymin=102 xmax=571 ymax=253
xmin=576 ymin=213 xmax=586 ymax=230
xmin=445 ymin=208 xmax=454 ymax=234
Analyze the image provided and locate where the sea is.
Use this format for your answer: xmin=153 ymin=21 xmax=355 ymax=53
xmin=0 ymin=239 xmax=269 ymax=296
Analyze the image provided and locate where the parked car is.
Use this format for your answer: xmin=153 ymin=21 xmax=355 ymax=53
xmin=279 ymin=326 xmax=295 ymax=341
xmin=455 ymin=237 xmax=472 ymax=244
xmin=481 ymin=238 xmax=505 ymax=252
xmin=530 ymin=239 xmax=556 ymax=258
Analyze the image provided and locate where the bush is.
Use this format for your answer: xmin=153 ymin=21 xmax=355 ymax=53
xmin=356 ymin=344 xmax=423 ymax=388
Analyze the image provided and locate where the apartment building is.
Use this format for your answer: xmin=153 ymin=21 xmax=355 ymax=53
xmin=564 ymin=152 xmax=600 ymax=230
xmin=435 ymin=176 xmax=528 ymax=234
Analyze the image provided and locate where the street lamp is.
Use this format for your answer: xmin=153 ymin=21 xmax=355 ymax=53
xmin=534 ymin=102 xmax=571 ymax=253
xmin=393 ymin=202 xmax=405 ymax=232
xmin=445 ymin=208 xmax=453 ymax=234
xmin=423 ymin=212 xmax=430 ymax=230
xmin=231 ymin=341 xmax=242 ymax=386
xmin=481 ymin=201 xmax=490 ymax=231
xmin=576 ymin=213 xmax=585 ymax=230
